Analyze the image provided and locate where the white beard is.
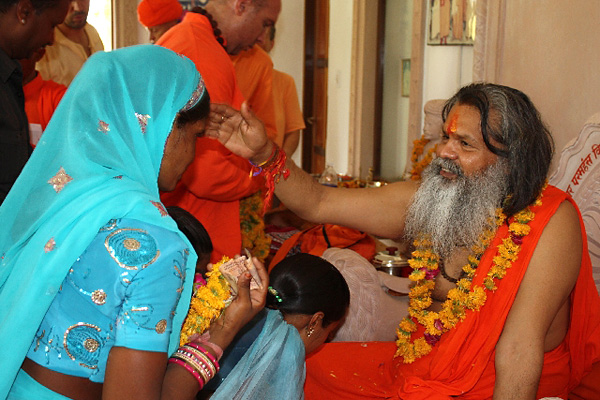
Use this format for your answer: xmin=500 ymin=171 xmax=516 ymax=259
xmin=404 ymin=156 xmax=509 ymax=259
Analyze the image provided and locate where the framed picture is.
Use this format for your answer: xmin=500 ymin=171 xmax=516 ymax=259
xmin=401 ymin=59 xmax=411 ymax=98
xmin=428 ymin=0 xmax=477 ymax=45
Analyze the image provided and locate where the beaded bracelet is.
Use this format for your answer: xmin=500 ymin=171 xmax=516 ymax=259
xmin=180 ymin=350 xmax=213 ymax=383
xmin=174 ymin=350 xmax=211 ymax=383
xmin=189 ymin=349 xmax=217 ymax=379
xmin=187 ymin=342 xmax=221 ymax=370
xmin=168 ymin=342 xmax=221 ymax=390
xmin=248 ymin=144 xmax=290 ymax=213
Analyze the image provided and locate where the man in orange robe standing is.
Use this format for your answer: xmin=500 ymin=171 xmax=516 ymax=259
xmin=259 ymin=25 xmax=305 ymax=156
xmin=156 ymin=0 xmax=281 ymax=262
xmin=208 ymin=82 xmax=600 ymax=398
xmin=230 ymin=44 xmax=278 ymax=141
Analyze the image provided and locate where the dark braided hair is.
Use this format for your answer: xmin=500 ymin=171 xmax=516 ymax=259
xmin=267 ymin=253 xmax=350 ymax=328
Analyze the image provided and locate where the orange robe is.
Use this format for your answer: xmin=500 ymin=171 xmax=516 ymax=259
xmin=304 ymin=185 xmax=600 ymax=399
xmin=23 ymin=73 xmax=67 ymax=147
xmin=272 ymin=70 xmax=305 ymax=148
xmin=157 ymin=12 xmax=262 ymax=262
xmin=230 ymin=45 xmax=278 ymax=141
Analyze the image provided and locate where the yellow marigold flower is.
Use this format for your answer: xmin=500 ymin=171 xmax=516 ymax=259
xmin=408 ymin=282 xmax=430 ymax=297
xmin=413 ymin=337 xmax=432 ymax=357
xmin=466 ymin=286 xmax=486 ymax=309
xmin=409 ymin=269 xmax=426 ymax=281
xmin=447 ymin=287 xmax=468 ymax=302
xmin=489 ymin=266 xmax=507 ymax=279
xmin=439 ymin=305 xmax=460 ymax=326
xmin=411 ymin=297 xmax=433 ymax=310
xmin=484 ymin=277 xmax=497 ymax=291
xmin=422 ymin=249 xmax=438 ymax=261
xmin=509 ymin=222 xmax=531 ymax=236
xmin=396 ymin=346 xmax=416 ymax=364
xmin=399 ymin=318 xmax=417 ymax=333
xmin=408 ymin=258 xmax=427 ymax=270
xmin=515 ymin=209 xmax=535 ymax=223
xmin=456 ymin=278 xmax=471 ymax=291
xmin=421 ymin=313 xmax=442 ymax=335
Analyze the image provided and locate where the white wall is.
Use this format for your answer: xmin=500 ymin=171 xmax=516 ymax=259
xmin=380 ymin=0 xmax=413 ymax=181
xmin=325 ymin=0 xmax=354 ymax=175
xmin=423 ymin=45 xmax=472 ymax=104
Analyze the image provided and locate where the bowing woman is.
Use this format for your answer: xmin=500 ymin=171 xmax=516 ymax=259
xmin=0 ymin=45 xmax=268 ymax=400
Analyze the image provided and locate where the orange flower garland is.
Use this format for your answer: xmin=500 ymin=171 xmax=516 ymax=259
xmin=409 ymin=135 xmax=437 ymax=181
xmin=395 ymin=190 xmax=544 ymax=363
xmin=180 ymin=256 xmax=233 ymax=346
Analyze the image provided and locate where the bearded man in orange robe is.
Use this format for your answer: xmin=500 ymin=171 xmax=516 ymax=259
xmin=208 ymin=82 xmax=600 ymax=399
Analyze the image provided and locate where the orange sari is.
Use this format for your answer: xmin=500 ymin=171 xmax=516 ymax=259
xmin=305 ymin=186 xmax=600 ymax=399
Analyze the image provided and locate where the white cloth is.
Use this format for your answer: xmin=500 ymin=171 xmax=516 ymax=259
xmin=322 ymin=248 xmax=409 ymax=342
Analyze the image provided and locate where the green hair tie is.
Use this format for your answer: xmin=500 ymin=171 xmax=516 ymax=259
xmin=268 ymin=286 xmax=283 ymax=303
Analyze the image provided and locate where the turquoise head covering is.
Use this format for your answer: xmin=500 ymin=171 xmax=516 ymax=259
xmin=0 ymin=45 xmax=204 ymax=397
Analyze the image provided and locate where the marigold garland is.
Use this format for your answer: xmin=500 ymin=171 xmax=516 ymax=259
xmin=409 ymin=135 xmax=437 ymax=181
xmin=395 ymin=188 xmax=545 ymax=363
xmin=180 ymin=256 xmax=233 ymax=346
xmin=240 ymin=191 xmax=272 ymax=263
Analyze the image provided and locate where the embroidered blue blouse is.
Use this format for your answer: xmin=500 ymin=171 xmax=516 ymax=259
xmin=26 ymin=218 xmax=188 ymax=382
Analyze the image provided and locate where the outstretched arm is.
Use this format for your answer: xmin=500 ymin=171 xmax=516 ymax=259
xmin=493 ymin=201 xmax=582 ymax=399
xmin=207 ymin=103 xmax=418 ymax=239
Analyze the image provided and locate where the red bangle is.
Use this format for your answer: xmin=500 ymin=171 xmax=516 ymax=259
xmin=168 ymin=357 xmax=205 ymax=390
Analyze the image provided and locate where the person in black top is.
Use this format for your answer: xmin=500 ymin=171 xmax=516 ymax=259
xmin=0 ymin=0 xmax=69 ymax=204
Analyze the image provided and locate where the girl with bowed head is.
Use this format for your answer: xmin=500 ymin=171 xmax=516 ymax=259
xmin=0 ymin=45 xmax=267 ymax=399
xmin=210 ymin=253 xmax=350 ymax=399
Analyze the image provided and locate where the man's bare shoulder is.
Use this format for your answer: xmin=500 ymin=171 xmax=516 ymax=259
xmin=537 ymin=199 xmax=582 ymax=256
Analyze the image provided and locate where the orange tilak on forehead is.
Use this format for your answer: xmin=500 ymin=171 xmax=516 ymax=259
xmin=447 ymin=112 xmax=459 ymax=135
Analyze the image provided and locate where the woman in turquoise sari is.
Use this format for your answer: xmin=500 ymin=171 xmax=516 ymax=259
xmin=0 ymin=45 xmax=267 ymax=400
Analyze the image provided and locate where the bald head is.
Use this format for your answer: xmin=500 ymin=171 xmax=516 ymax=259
xmin=205 ymin=0 xmax=281 ymax=55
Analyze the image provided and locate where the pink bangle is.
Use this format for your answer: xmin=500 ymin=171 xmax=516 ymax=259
xmin=168 ymin=357 xmax=205 ymax=390
xmin=187 ymin=341 xmax=221 ymax=369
